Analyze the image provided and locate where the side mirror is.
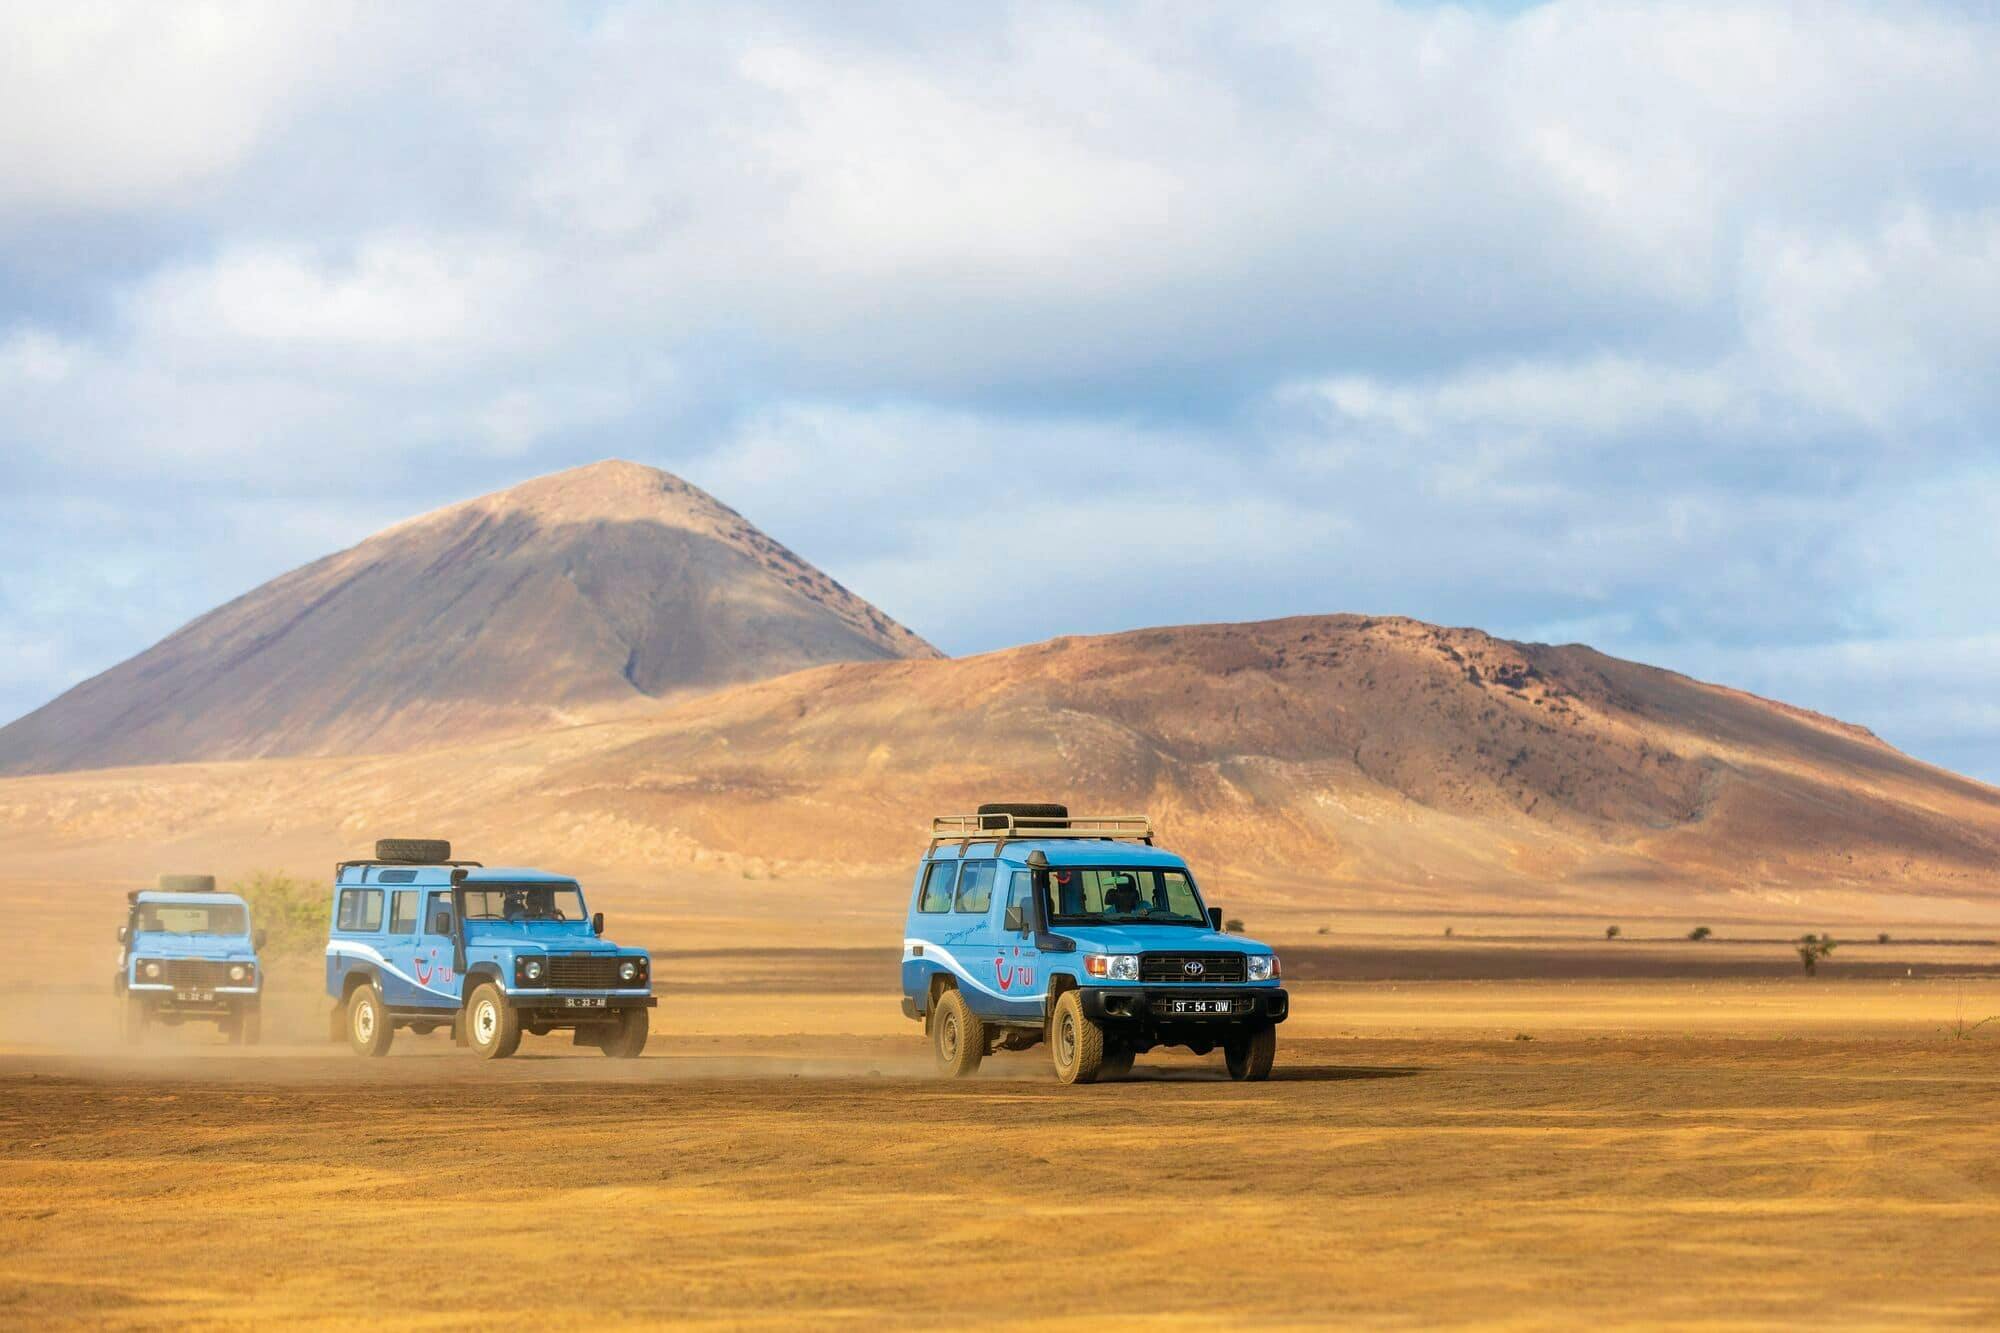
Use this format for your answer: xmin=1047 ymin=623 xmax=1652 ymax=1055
xmin=255 ymin=929 xmax=268 ymax=950
xmin=591 ymin=912 xmax=605 ymax=937
xmin=117 ymin=925 xmax=129 ymax=943
xmin=1208 ymin=907 xmax=1224 ymax=931
xmin=1004 ymin=904 xmax=1025 ymax=933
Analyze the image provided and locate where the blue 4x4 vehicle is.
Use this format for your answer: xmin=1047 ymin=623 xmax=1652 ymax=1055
xmin=325 ymin=839 xmax=654 ymax=1060
xmin=116 ymin=874 xmax=265 ymax=1045
xmin=902 ymin=804 xmax=1288 ymax=1084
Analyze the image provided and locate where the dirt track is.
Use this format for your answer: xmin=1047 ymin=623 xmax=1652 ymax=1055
xmin=5 ymin=980 xmax=2000 ymax=1328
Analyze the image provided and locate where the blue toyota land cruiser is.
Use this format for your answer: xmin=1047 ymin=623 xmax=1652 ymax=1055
xmin=325 ymin=838 xmax=655 ymax=1060
xmin=115 ymin=874 xmax=266 ymax=1045
xmin=902 ymin=804 xmax=1287 ymax=1084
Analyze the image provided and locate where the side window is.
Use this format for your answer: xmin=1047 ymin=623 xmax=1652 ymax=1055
xmin=389 ymin=890 xmax=418 ymax=935
xmin=1003 ymin=872 xmax=1034 ymax=931
xmin=427 ymin=893 xmax=454 ymax=935
xmin=954 ymin=860 xmax=996 ymax=914
xmin=918 ymin=861 xmax=958 ymax=913
xmin=337 ymin=888 xmax=384 ymax=932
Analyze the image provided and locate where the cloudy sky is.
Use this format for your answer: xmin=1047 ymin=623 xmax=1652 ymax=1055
xmin=3 ymin=1 xmax=1998 ymax=777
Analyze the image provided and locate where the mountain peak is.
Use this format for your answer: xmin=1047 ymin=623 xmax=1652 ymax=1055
xmin=0 ymin=462 xmax=940 ymax=773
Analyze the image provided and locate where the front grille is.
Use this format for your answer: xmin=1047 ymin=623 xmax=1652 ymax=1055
xmin=542 ymin=956 xmax=627 ymax=988
xmin=165 ymin=959 xmax=231 ymax=988
xmin=1139 ymin=953 xmax=1246 ymax=984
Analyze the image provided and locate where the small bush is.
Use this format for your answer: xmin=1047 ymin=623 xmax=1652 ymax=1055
xmin=1688 ymin=926 xmax=1712 ymax=942
xmin=1316 ymin=925 xmax=1331 ymax=936
xmin=1605 ymin=925 xmax=1621 ymax=940
xmin=1223 ymin=917 xmax=1245 ymax=934
xmin=1443 ymin=925 xmax=1454 ymax=938
xmin=233 ymin=870 xmax=328 ymax=955
xmin=1796 ymin=934 xmax=1837 ymax=975
xmin=1879 ymin=932 xmax=1892 ymax=945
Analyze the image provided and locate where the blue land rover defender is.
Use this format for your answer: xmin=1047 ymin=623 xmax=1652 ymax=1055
xmin=902 ymin=804 xmax=1287 ymax=1084
xmin=116 ymin=874 xmax=266 ymax=1044
xmin=325 ymin=839 xmax=654 ymax=1060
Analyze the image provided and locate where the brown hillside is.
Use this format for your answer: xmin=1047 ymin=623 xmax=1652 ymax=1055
xmin=0 ymin=461 xmax=938 ymax=773
xmin=3 ymin=615 xmax=1994 ymax=923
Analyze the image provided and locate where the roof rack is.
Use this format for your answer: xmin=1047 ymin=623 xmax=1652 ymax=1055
xmin=929 ymin=812 xmax=1154 ymax=852
xmin=335 ymin=858 xmax=485 ymax=877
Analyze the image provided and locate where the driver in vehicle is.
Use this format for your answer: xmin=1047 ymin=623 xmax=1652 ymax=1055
xmin=1104 ymin=874 xmax=1141 ymax=914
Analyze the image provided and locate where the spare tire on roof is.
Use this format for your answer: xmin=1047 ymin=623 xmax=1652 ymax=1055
xmin=156 ymin=873 xmax=216 ymax=893
xmin=977 ymin=802 xmax=1069 ymax=830
xmin=374 ymin=838 xmax=452 ymax=864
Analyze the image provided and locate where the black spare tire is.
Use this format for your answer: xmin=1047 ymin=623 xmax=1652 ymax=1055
xmin=156 ymin=874 xmax=216 ymax=892
xmin=977 ymin=802 xmax=1068 ymax=830
xmin=374 ymin=838 xmax=452 ymax=864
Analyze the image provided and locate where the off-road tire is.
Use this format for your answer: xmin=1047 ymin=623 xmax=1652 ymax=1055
xmin=346 ymin=983 xmax=394 ymax=1057
xmin=1100 ymin=1045 xmax=1135 ymax=1080
xmin=374 ymin=838 xmax=451 ymax=864
xmin=122 ymin=995 xmax=149 ymax=1045
xmin=1225 ymin=1024 xmax=1277 ymax=1081
xmin=234 ymin=1003 xmax=262 ymax=1046
xmin=1050 ymin=990 xmax=1105 ymax=1085
xmin=600 ymin=1007 xmax=649 ymax=1058
xmin=932 ymin=988 xmax=985 ymax=1077
xmin=977 ymin=802 xmax=1068 ymax=829
xmin=156 ymin=874 xmax=216 ymax=893
xmin=465 ymin=982 xmax=520 ymax=1060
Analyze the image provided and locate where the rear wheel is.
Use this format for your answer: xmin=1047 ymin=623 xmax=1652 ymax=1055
xmin=465 ymin=983 xmax=520 ymax=1060
xmin=346 ymin=984 xmax=394 ymax=1057
xmin=932 ymin=989 xmax=985 ymax=1077
xmin=1225 ymin=1024 xmax=1276 ymax=1081
xmin=600 ymin=1007 xmax=649 ymax=1058
xmin=1050 ymin=990 xmax=1105 ymax=1085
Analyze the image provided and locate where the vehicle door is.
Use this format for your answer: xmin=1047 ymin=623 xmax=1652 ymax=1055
xmin=408 ymin=890 xmax=462 ymax=1010
xmin=378 ymin=887 xmax=425 ymax=1006
xmin=989 ymin=869 xmax=1045 ymax=1022
xmin=949 ymin=859 xmax=1005 ymax=1017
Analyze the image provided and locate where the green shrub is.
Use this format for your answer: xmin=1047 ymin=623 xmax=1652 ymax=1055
xmin=1605 ymin=925 xmax=1621 ymax=940
xmin=1223 ymin=917 xmax=1245 ymax=934
xmin=1688 ymin=926 xmax=1712 ymax=941
xmin=1796 ymin=934 xmax=1837 ymax=975
xmin=233 ymin=870 xmax=328 ymax=955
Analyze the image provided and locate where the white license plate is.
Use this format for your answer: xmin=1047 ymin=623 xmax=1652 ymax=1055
xmin=176 ymin=989 xmax=214 ymax=1002
xmin=1168 ymin=998 xmax=1231 ymax=1015
xmin=563 ymin=997 xmax=606 ymax=1008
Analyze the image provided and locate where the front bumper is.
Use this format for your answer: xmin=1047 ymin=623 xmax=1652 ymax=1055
xmin=1079 ymin=986 xmax=1288 ymax=1026
xmin=501 ymin=989 xmax=655 ymax=1014
xmin=125 ymin=982 xmax=260 ymax=1016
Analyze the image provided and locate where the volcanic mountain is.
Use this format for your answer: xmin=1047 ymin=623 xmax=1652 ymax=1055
xmin=0 ymin=461 xmax=938 ymax=773
xmin=10 ymin=615 xmax=1996 ymax=922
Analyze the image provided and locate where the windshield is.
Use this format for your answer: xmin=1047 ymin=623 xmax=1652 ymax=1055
xmin=461 ymin=884 xmax=587 ymax=924
xmin=1044 ymin=867 xmax=1206 ymax=926
xmin=134 ymin=903 xmax=248 ymax=936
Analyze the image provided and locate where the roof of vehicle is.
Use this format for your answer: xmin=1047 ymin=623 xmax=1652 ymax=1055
xmin=334 ymin=863 xmax=581 ymax=886
xmin=134 ymin=891 xmax=249 ymax=908
xmin=926 ymin=839 xmax=1189 ymax=868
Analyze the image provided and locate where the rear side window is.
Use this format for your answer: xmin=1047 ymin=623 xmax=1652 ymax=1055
xmin=954 ymin=861 xmax=996 ymax=914
xmin=918 ymin=861 xmax=958 ymax=913
xmin=389 ymin=890 xmax=418 ymax=935
xmin=337 ymin=888 xmax=384 ymax=932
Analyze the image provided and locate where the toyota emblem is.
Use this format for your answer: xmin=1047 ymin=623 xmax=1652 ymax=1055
xmin=1183 ymin=960 xmax=1205 ymax=976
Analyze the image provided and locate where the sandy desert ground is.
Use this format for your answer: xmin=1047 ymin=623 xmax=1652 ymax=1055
xmin=5 ymin=873 xmax=2000 ymax=1329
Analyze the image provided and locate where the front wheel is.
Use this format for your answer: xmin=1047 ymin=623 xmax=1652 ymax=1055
xmin=121 ymin=995 xmax=149 ymax=1045
xmin=347 ymin=984 xmax=394 ymax=1057
xmin=233 ymin=1003 xmax=262 ymax=1046
xmin=932 ymin=989 xmax=985 ymax=1077
xmin=600 ymin=1007 xmax=649 ymax=1058
xmin=465 ymin=983 xmax=520 ymax=1060
xmin=1225 ymin=1024 xmax=1276 ymax=1081
xmin=1050 ymin=990 xmax=1105 ymax=1085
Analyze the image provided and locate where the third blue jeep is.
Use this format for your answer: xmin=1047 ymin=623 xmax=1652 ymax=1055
xmin=901 ymin=804 xmax=1287 ymax=1083
xmin=325 ymin=838 xmax=655 ymax=1059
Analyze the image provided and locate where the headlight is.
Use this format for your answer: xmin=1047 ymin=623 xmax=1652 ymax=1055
xmin=619 ymin=960 xmax=638 ymax=983
xmin=524 ymin=960 xmax=543 ymax=981
xmin=1247 ymin=954 xmax=1279 ymax=981
xmin=228 ymin=964 xmax=249 ymax=983
xmin=142 ymin=961 xmax=161 ymax=980
xmin=1085 ymin=954 xmax=1139 ymax=980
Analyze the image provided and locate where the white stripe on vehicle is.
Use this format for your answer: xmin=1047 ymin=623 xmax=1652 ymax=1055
xmin=326 ymin=941 xmax=457 ymax=998
xmin=904 ymin=939 xmax=1045 ymax=1003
